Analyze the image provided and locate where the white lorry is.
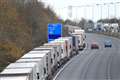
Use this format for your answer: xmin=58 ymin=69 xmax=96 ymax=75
xmin=51 ymin=39 xmax=69 ymax=64
xmin=58 ymin=37 xmax=73 ymax=58
xmin=74 ymin=29 xmax=86 ymax=50
xmin=5 ymin=62 xmax=38 ymax=80
xmin=33 ymin=46 xmax=58 ymax=76
xmin=0 ymin=68 xmax=35 ymax=80
xmin=21 ymin=51 xmax=50 ymax=80
xmin=44 ymin=43 xmax=62 ymax=70
xmin=16 ymin=58 xmax=43 ymax=80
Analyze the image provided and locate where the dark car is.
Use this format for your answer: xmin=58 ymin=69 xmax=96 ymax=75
xmin=104 ymin=40 xmax=112 ymax=48
xmin=91 ymin=42 xmax=99 ymax=49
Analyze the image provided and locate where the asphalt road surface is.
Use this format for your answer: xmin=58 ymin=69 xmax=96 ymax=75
xmin=55 ymin=33 xmax=120 ymax=80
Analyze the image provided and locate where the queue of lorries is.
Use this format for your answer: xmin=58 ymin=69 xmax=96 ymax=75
xmin=0 ymin=26 xmax=86 ymax=80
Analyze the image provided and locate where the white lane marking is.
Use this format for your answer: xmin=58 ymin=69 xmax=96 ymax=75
xmin=53 ymin=49 xmax=87 ymax=80
xmin=53 ymin=56 xmax=75 ymax=80
xmin=53 ymin=42 xmax=88 ymax=80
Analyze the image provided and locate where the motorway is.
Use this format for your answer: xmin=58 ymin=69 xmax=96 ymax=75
xmin=54 ymin=33 xmax=120 ymax=80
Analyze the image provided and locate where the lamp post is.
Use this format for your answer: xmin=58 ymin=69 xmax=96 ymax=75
xmin=76 ymin=7 xmax=78 ymax=20
xmin=83 ymin=6 xmax=87 ymax=19
xmin=96 ymin=4 xmax=100 ymax=20
xmin=68 ymin=5 xmax=72 ymax=19
xmin=107 ymin=4 xmax=109 ymax=19
xmin=114 ymin=2 xmax=120 ymax=18
xmin=114 ymin=3 xmax=116 ymax=18
xmin=92 ymin=5 xmax=94 ymax=20
xmin=100 ymin=4 xmax=102 ymax=19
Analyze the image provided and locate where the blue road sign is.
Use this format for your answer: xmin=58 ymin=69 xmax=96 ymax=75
xmin=48 ymin=23 xmax=62 ymax=42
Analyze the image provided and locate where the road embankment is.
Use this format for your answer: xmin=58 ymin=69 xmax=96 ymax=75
xmin=97 ymin=32 xmax=120 ymax=39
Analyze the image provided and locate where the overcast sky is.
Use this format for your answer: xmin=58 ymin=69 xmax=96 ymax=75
xmin=40 ymin=0 xmax=120 ymax=22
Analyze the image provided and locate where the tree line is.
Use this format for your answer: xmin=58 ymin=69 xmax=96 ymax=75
xmin=0 ymin=0 xmax=61 ymax=71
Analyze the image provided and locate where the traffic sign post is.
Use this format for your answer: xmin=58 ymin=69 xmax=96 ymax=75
xmin=48 ymin=23 xmax=62 ymax=42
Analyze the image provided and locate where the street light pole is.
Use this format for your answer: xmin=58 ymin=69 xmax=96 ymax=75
xmin=58 ymin=8 xmax=61 ymax=18
xmin=100 ymin=4 xmax=102 ymax=19
xmin=114 ymin=3 xmax=116 ymax=18
xmin=92 ymin=5 xmax=94 ymax=20
xmin=76 ymin=7 xmax=78 ymax=20
xmin=84 ymin=6 xmax=86 ymax=19
xmin=96 ymin=4 xmax=100 ymax=20
xmin=107 ymin=4 xmax=109 ymax=19
xmin=116 ymin=2 xmax=120 ymax=18
xmin=68 ymin=5 xmax=72 ymax=19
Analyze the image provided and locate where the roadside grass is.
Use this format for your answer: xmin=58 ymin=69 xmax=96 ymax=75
xmin=0 ymin=64 xmax=8 ymax=72
xmin=0 ymin=49 xmax=17 ymax=72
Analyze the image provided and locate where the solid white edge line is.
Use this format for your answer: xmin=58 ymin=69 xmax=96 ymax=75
xmin=53 ymin=43 xmax=87 ymax=80
xmin=53 ymin=56 xmax=75 ymax=80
